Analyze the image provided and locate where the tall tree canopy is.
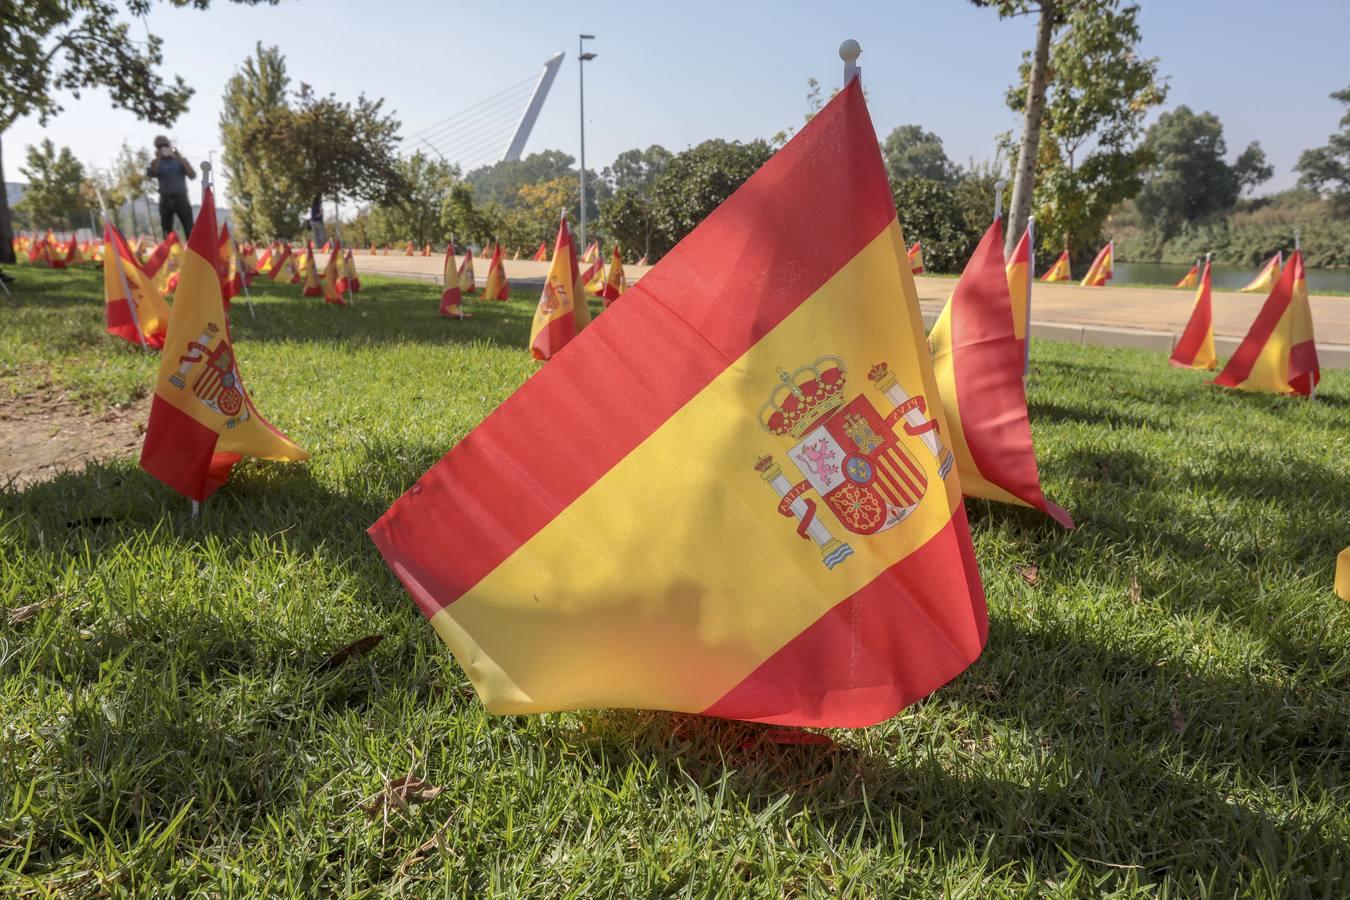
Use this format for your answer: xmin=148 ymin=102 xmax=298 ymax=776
xmin=1003 ymin=0 xmax=1166 ymax=261
xmin=1135 ymin=106 xmax=1268 ymax=238
xmin=15 ymin=140 xmax=86 ymax=230
xmin=219 ymin=44 xmax=403 ymax=240
xmin=0 ymin=0 xmax=273 ymax=262
xmin=881 ymin=125 xmax=959 ymax=186
xmin=1296 ymin=85 xmax=1350 ymax=218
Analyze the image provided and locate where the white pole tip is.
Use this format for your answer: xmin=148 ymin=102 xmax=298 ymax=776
xmin=839 ymin=40 xmax=861 ymax=62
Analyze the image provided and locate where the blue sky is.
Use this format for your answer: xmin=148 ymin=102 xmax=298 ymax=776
xmin=7 ymin=0 xmax=1348 ymax=196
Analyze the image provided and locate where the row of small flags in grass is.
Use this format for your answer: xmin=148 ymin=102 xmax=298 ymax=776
xmin=14 ymin=80 xmax=1344 ymax=729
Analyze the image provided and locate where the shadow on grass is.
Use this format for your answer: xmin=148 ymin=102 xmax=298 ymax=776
xmin=561 ymin=607 xmax=1349 ymax=892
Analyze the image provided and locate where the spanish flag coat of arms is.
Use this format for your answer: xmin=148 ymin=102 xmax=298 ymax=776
xmin=369 ymin=81 xmax=988 ymax=727
xmin=140 ymin=188 xmax=308 ymax=501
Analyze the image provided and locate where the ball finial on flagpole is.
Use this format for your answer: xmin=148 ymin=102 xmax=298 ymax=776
xmin=201 ymin=160 xmax=213 ymax=190
xmin=840 ymin=40 xmax=861 ymax=86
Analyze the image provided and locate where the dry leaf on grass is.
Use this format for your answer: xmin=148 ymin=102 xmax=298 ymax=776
xmin=359 ymin=775 xmax=444 ymax=820
xmin=9 ymin=598 xmax=54 ymax=625
xmin=1019 ymin=564 xmax=1040 ymax=585
xmin=314 ymin=634 xmax=383 ymax=673
xmin=1169 ymin=697 xmax=1187 ymax=734
xmin=1128 ymin=577 xmax=1142 ymax=605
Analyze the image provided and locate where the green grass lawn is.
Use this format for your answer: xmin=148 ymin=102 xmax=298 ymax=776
xmin=2 ymin=266 xmax=1348 ymax=897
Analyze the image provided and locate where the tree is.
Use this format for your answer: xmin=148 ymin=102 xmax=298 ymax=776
xmin=1002 ymin=1 xmax=1166 ymax=262
xmin=15 ymin=140 xmax=86 ymax=230
xmin=0 ymin=0 xmax=272 ymax=263
xmin=1295 ymin=85 xmax=1350 ymax=217
xmin=598 ymin=145 xmax=672 ymax=258
xmin=1234 ymin=142 xmax=1273 ymax=195
xmin=465 ymin=151 xmax=605 ymax=222
xmin=1135 ymin=106 xmax=1242 ymax=239
xmin=220 ymin=43 xmax=294 ymax=241
xmin=881 ymin=125 xmax=959 ymax=185
xmin=364 ymin=151 xmax=478 ymax=247
xmin=972 ymin=0 xmax=1066 ymax=256
xmin=647 ymin=139 xmax=774 ymax=260
xmin=891 ymin=177 xmax=982 ymax=273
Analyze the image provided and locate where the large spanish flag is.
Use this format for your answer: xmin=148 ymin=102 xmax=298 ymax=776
xmin=1080 ymin=241 xmax=1113 ymax=287
xmin=369 ymin=81 xmax=987 ymax=728
xmin=528 ymin=216 xmax=589 ymax=359
xmin=929 ymin=218 xmax=1073 ymax=528
xmin=1040 ymin=249 xmax=1071 ymax=282
xmin=600 ymin=244 xmax=627 ymax=307
xmin=440 ymin=242 xmax=468 ymax=319
xmin=1212 ymin=249 xmax=1320 ymax=396
xmin=139 ymin=187 xmax=308 ymax=501
xmin=1005 ymin=223 xmax=1033 ymax=372
xmin=1240 ymin=252 xmax=1282 ymax=293
xmin=102 ymin=223 xmax=170 ymax=349
xmin=483 ymin=243 xmax=510 ymax=301
xmin=1169 ymin=258 xmax=1217 ymax=370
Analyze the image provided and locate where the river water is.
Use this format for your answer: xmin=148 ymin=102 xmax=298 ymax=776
xmin=1113 ymin=261 xmax=1350 ymax=294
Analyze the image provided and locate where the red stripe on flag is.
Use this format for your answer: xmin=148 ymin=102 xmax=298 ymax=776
xmin=370 ymin=80 xmax=898 ymax=614
xmin=529 ymin=313 xmax=577 ymax=361
xmin=700 ymin=506 xmax=988 ymax=728
xmin=139 ymin=395 xmax=237 ymax=501
xmin=1169 ymin=268 xmax=1213 ymax=368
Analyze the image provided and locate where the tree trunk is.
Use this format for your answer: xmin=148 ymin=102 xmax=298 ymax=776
xmin=0 ymin=134 xmax=15 ymax=265
xmin=1005 ymin=5 xmax=1056 ymax=259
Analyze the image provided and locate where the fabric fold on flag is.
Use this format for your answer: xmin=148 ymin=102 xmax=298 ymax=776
xmin=929 ymin=218 xmax=1073 ymax=528
xmin=1212 ymin=249 xmax=1319 ymax=396
xmin=369 ymin=80 xmax=988 ymax=728
xmin=1170 ymin=258 xmax=1217 ymax=370
xmin=1005 ymin=225 xmax=1033 ymax=371
xmin=140 ymin=186 xmax=308 ymax=501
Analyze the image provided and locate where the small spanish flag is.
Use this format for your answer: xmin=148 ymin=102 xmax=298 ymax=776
xmin=339 ymin=249 xmax=361 ymax=294
xmin=532 ymin=241 xmax=548 ymax=261
xmin=1336 ymin=548 xmax=1349 ymax=601
xmin=270 ymin=243 xmax=299 ymax=284
xmin=1240 ymin=252 xmax=1282 ymax=293
xmin=458 ymin=248 xmax=476 ymax=294
xmin=102 ymin=223 xmax=170 ymax=349
xmin=1040 ymin=250 xmax=1071 ymax=283
xmin=1213 ymin=249 xmax=1320 ymax=396
xmin=483 ymin=243 xmax=510 ymax=301
xmin=369 ymin=80 xmax=988 ymax=728
xmin=908 ymin=241 xmax=924 ymax=274
xmin=600 ymin=244 xmax=627 ymax=307
xmin=440 ymin=242 xmax=469 ymax=319
xmin=929 ymin=219 xmax=1073 ymax=528
xmin=1170 ymin=258 xmax=1217 ymax=370
xmin=405 ymin=242 xmax=416 ymax=256
xmin=528 ymin=216 xmax=589 ymax=359
xmin=301 ymin=245 xmax=323 ymax=297
xmin=1080 ymin=241 xmax=1113 ymax=287
xmin=140 ymin=187 xmax=308 ymax=501
xmin=1174 ymin=261 xmax=1199 ymax=289
xmin=321 ymin=248 xmax=345 ymax=306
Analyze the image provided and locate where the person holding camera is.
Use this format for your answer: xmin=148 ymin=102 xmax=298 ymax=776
xmin=146 ymin=135 xmax=197 ymax=238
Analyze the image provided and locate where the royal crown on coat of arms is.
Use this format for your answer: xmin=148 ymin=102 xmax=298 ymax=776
xmin=758 ymin=356 xmax=848 ymax=438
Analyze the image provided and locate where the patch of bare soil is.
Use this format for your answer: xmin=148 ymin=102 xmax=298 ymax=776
xmin=0 ymin=390 xmax=148 ymax=490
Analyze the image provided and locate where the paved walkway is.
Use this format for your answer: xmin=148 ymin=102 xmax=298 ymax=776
xmin=355 ymin=253 xmax=1350 ymax=368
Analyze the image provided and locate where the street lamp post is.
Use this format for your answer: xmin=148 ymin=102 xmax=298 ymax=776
xmin=578 ymin=34 xmax=596 ymax=251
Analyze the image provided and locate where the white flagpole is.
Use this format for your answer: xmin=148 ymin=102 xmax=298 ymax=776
xmin=1025 ymin=215 xmax=1035 ymax=375
xmin=232 ymin=234 xmax=256 ymax=320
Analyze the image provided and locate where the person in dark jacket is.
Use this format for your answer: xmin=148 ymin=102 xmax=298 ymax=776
xmin=146 ymin=135 xmax=197 ymax=238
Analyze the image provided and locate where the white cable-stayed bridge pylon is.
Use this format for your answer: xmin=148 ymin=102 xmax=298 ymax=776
xmin=405 ymin=52 xmax=565 ymax=171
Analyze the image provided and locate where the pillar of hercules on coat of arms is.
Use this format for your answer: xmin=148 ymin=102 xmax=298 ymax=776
xmin=754 ymin=356 xmax=953 ymax=570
